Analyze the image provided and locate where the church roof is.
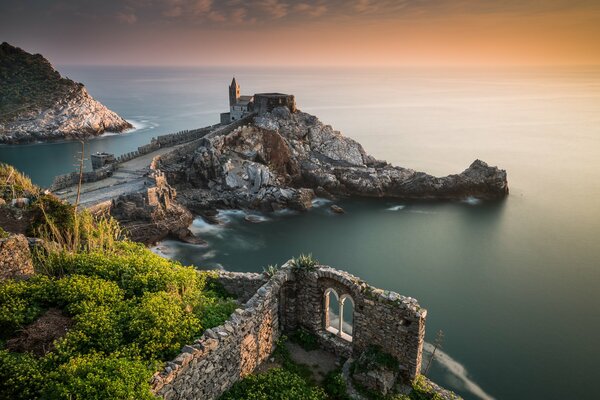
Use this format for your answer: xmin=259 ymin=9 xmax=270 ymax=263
xmin=230 ymin=77 xmax=238 ymax=87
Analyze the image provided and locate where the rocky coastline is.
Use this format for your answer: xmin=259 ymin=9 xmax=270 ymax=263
xmin=154 ymin=107 xmax=508 ymax=222
xmin=0 ymin=42 xmax=131 ymax=144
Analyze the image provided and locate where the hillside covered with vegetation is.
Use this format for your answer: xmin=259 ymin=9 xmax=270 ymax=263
xmin=0 ymin=42 xmax=79 ymax=123
xmin=0 ymin=43 xmax=131 ymax=143
xmin=0 ymin=164 xmax=236 ymax=399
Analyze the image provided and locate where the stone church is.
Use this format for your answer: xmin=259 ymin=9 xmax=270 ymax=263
xmin=220 ymin=77 xmax=296 ymax=124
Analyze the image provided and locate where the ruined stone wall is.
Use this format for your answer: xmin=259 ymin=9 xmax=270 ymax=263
xmin=151 ymin=269 xmax=287 ymax=400
xmin=152 ymin=264 xmax=426 ymax=399
xmin=216 ymin=271 xmax=267 ymax=303
xmin=281 ymin=266 xmax=426 ymax=380
xmin=0 ymin=234 xmax=34 ymax=281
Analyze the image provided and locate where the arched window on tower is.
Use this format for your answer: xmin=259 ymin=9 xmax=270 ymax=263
xmin=324 ymin=289 xmax=353 ymax=342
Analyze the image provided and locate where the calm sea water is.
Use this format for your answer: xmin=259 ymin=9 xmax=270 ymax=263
xmin=1 ymin=66 xmax=600 ymax=399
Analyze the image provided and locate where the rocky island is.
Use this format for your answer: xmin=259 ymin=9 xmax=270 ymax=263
xmin=49 ymin=80 xmax=507 ymax=246
xmin=166 ymin=107 xmax=508 ymax=217
xmin=0 ymin=42 xmax=131 ymax=144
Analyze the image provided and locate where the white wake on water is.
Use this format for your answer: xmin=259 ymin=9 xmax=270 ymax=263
xmin=423 ymin=342 xmax=495 ymax=400
xmin=386 ymin=205 xmax=406 ymax=211
xmin=462 ymin=196 xmax=481 ymax=205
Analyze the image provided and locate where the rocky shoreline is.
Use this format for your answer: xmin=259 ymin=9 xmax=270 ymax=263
xmin=157 ymin=107 xmax=507 ymax=217
xmin=0 ymin=42 xmax=131 ymax=144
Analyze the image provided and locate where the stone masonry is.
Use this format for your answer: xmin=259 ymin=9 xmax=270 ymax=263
xmin=151 ymin=263 xmax=426 ymax=400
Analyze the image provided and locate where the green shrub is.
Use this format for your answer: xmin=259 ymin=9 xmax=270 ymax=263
xmin=322 ymin=369 xmax=350 ymax=400
xmin=352 ymin=345 xmax=399 ymax=375
xmin=41 ymin=242 xmax=206 ymax=300
xmin=220 ymin=368 xmax=327 ymax=400
xmin=0 ymin=350 xmax=45 ymax=400
xmin=53 ymin=305 xmax=124 ymax=359
xmin=262 ymin=263 xmax=279 ymax=278
xmin=55 ymin=275 xmax=124 ymax=315
xmin=42 ymin=352 xmax=157 ymax=400
xmin=125 ymin=291 xmax=202 ymax=360
xmin=290 ymin=328 xmax=320 ymax=351
xmin=290 ymin=253 xmax=318 ymax=272
xmin=0 ymin=275 xmax=55 ymax=338
xmin=197 ymin=296 xmax=238 ymax=330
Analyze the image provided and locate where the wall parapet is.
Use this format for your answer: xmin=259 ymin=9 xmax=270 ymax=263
xmin=151 ymin=263 xmax=427 ymax=400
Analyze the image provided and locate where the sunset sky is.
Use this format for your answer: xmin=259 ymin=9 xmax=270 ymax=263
xmin=1 ymin=0 xmax=600 ymax=66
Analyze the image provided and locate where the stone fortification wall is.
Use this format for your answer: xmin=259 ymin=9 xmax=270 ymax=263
xmin=49 ymin=124 xmax=221 ymax=191
xmin=151 ymin=115 xmax=256 ymax=174
xmin=253 ymin=94 xmax=296 ymax=114
xmin=152 ymin=263 xmax=426 ymax=400
xmin=0 ymin=234 xmax=34 ymax=281
xmin=49 ymin=165 xmax=115 ymax=192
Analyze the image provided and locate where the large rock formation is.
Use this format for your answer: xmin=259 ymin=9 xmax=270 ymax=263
xmin=107 ymin=171 xmax=200 ymax=245
xmin=159 ymin=106 xmax=508 ymax=213
xmin=0 ymin=42 xmax=132 ymax=143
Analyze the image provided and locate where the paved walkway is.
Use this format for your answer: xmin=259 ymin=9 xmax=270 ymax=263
xmin=55 ymin=145 xmax=177 ymax=207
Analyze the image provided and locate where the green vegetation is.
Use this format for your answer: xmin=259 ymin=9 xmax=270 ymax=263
xmin=220 ymin=336 xmax=326 ymax=400
xmin=0 ymin=165 xmax=237 ymax=399
xmin=221 ymin=368 xmax=328 ymax=400
xmin=262 ymin=263 xmax=279 ymax=278
xmin=322 ymin=369 xmax=351 ymax=400
xmin=352 ymin=345 xmax=400 ymax=375
xmin=0 ymin=42 xmax=80 ymax=123
xmin=290 ymin=253 xmax=319 ymax=272
xmin=0 ymin=163 xmax=39 ymax=201
xmin=290 ymin=327 xmax=320 ymax=351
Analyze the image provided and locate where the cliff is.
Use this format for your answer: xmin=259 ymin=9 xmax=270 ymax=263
xmin=0 ymin=42 xmax=132 ymax=144
xmin=157 ymin=107 xmax=508 ymax=213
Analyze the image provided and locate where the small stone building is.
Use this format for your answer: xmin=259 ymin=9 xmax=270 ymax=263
xmin=220 ymin=78 xmax=296 ymax=123
xmin=91 ymin=152 xmax=116 ymax=170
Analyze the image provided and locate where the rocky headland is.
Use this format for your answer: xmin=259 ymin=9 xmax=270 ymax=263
xmin=155 ymin=107 xmax=508 ymax=217
xmin=0 ymin=42 xmax=131 ymax=144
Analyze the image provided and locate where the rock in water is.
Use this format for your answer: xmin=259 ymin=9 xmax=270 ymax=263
xmin=0 ymin=42 xmax=132 ymax=144
xmin=330 ymin=205 xmax=345 ymax=214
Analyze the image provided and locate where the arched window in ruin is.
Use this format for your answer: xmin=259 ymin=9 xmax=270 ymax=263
xmin=324 ymin=289 xmax=353 ymax=342
xmin=340 ymin=295 xmax=354 ymax=341
xmin=324 ymin=288 xmax=340 ymax=335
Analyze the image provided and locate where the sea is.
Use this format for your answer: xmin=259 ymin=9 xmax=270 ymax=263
xmin=1 ymin=66 xmax=599 ymax=400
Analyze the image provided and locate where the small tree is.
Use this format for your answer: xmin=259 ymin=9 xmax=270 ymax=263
xmin=424 ymin=330 xmax=444 ymax=376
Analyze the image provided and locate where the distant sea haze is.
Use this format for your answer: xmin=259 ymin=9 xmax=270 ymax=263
xmin=2 ymin=66 xmax=600 ymax=400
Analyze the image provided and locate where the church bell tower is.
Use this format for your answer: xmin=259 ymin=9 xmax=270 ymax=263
xmin=229 ymin=77 xmax=240 ymax=107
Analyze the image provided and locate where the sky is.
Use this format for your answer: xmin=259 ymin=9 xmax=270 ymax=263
xmin=1 ymin=0 xmax=600 ymax=67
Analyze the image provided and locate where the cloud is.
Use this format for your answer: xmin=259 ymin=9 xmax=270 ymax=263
xmin=116 ymin=10 xmax=138 ymax=24
xmin=294 ymin=3 xmax=328 ymax=17
xmin=192 ymin=0 xmax=213 ymax=15
xmin=162 ymin=0 xmax=212 ymax=18
xmin=256 ymin=0 xmax=288 ymax=19
xmin=353 ymin=0 xmax=410 ymax=15
xmin=208 ymin=10 xmax=226 ymax=22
